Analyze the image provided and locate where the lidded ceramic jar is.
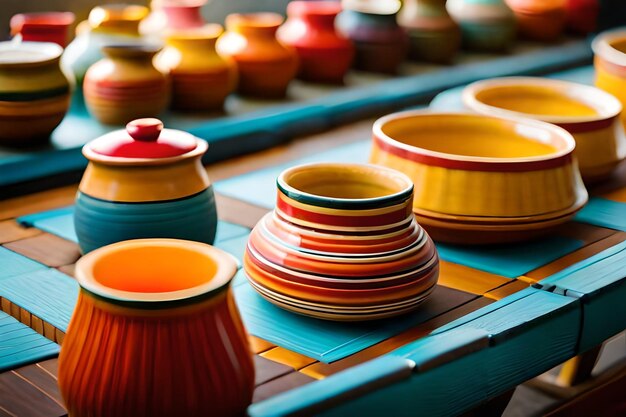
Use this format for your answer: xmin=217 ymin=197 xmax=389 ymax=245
xmin=506 ymin=0 xmax=566 ymax=42
xmin=155 ymin=24 xmax=237 ymax=112
xmin=217 ymin=13 xmax=298 ymax=98
xmin=62 ymin=4 xmax=149 ymax=87
xmin=0 ymin=41 xmax=71 ymax=146
xmin=398 ymin=0 xmax=461 ymax=64
xmin=84 ymin=44 xmax=169 ymax=125
xmin=337 ymin=0 xmax=408 ymax=74
xmin=277 ymin=1 xmax=354 ymax=84
xmin=59 ymin=238 xmax=255 ymax=417
xmin=10 ymin=12 xmax=76 ymax=47
xmin=447 ymin=0 xmax=516 ymax=52
xmin=75 ymin=118 xmax=218 ymax=253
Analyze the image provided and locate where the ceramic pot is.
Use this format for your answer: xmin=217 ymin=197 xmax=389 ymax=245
xmin=463 ymin=77 xmax=626 ymax=183
xmin=277 ymin=1 xmax=354 ymax=84
xmin=75 ymin=118 xmax=217 ymax=253
xmin=506 ymin=0 xmax=566 ymax=42
xmin=337 ymin=0 xmax=408 ymax=74
xmin=58 ymin=238 xmax=254 ymax=417
xmin=155 ymin=25 xmax=237 ymax=112
xmin=10 ymin=12 xmax=75 ymax=47
xmin=398 ymin=0 xmax=461 ymax=64
xmin=84 ymin=44 xmax=169 ymax=125
xmin=62 ymin=4 xmax=149 ymax=88
xmin=593 ymin=29 xmax=626 ymax=131
xmin=447 ymin=0 xmax=516 ymax=52
xmin=565 ymin=0 xmax=598 ymax=34
xmin=244 ymin=163 xmax=439 ymax=321
xmin=141 ymin=0 xmax=208 ymax=35
xmin=217 ymin=13 xmax=298 ymax=98
xmin=0 ymin=41 xmax=71 ymax=146
xmin=370 ymin=111 xmax=588 ymax=244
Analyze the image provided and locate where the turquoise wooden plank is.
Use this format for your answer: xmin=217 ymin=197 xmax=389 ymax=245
xmin=0 ymin=247 xmax=47 ymax=280
xmin=233 ymin=283 xmax=477 ymax=363
xmin=574 ymin=197 xmax=626 ymax=232
xmin=215 ymin=234 xmax=249 ymax=268
xmin=436 ymin=237 xmax=584 ymax=279
xmin=0 ymin=269 xmax=78 ymax=332
xmin=248 ymin=356 xmax=414 ymax=417
xmin=17 ymin=207 xmax=250 ymax=245
xmin=0 ymin=40 xmax=592 ymax=189
xmin=539 ymin=240 xmax=626 ymax=351
xmin=214 ymin=141 xmax=371 ymax=209
xmin=0 ymin=311 xmax=59 ymax=372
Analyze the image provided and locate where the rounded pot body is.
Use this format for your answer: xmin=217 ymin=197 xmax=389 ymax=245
xmin=156 ymin=25 xmax=237 ymax=112
xmin=447 ymin=0 xmax=516 ymax=52
xmin=58 ymin=239 xmax=254 ymax=417
xmin=399 ymin=0 xmax=460 ymax=64
xmin=278 ymin=1 xmax=354 ymax=83
xmin=506 ymin=0 xmax=566 ymax=42
xmin=84 ymin=45 xmax=170 ymax=125
xmin=336 ymin=7 xmax=408 ymax=74
xmin=217 ymin=13 xmax=298 ymax=98
xmin=0 ymin=41 xmax=71 ymax=146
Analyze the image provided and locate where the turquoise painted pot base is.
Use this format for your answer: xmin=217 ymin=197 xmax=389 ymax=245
xmin=74 ymin=187 xmax=218 ymax=253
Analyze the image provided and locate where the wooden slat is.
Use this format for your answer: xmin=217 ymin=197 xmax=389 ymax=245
xmin=254 ymin=356 xmax=294 ymax=386
xmin=261 ymin=348 xmax=317 ymax=371
xmin=484 ymin=280 xmax=531 ymax=301
xmin=4 ymin=234 xmax=80 ymax=268
xmin=0 ymin=220 xmax=41 ymax=244
xmin=215 ymin=194 xmax=269 ymax=229
xmin=557 ymin=223 xmax=617 ymax=247
xmin=0 ymin=186 xmax=75 ymax=221
xmin=438 ymin=260 xmax=510 ymax=295
xmin=253 ymin=372 xmax=316 ymax=404
xmin=249 ymin=336 xmax=275 ymax=355
xmin=14 ymin=364 xmax=64 ymax=407
xmin=55 ymin=265 xmax=75 ymax=279
xmin=0 ymin=371 xmax=66 ymax=417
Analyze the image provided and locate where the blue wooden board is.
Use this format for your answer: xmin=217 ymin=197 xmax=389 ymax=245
xmin=0 ymin=311 xmax=59 ymax=373
xmin=574 ymin=197 xmax=626 ymax=232
xmin=0 ymin=247 xmax=47 ymax=280
xmin=233 ymin=283 xmax=477 ymax=363
xmin=0 ymin=41 xmax=592 ymax=188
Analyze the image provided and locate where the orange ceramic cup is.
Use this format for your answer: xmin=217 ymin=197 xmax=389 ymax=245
xmin=58 ymin=239 xmax=254 ymax=417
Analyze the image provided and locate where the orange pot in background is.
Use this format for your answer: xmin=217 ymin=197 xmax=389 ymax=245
xmin=58 ymin=239 xmax=254 ymax=417
xmin=217 ymin=13 xmax=298 ymax=99
xmin=506 ymin=0 xmax=566 ymax=42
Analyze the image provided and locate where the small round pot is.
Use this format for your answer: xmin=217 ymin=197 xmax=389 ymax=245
xmin=463 ymin=77 xmax=626 ymax=183
xmin=370 ymin=111 xmax=588 ymax=244
xmin=75 ymin=118 xmax=217 ymax=253
xmin=398 ymin=0 xmax=461 ymax=64
xmin=0 ymin=41 xmax=71 ymax=146
xmin=84 ymin=44 xmax=169 ymax=125
xmin=506 ymin=0 xmax=566 ymax=42
xmin=58 ymin=238 xmax=254 ymax=417
xmin=278 ymin=1 xmax=354 ymax=84
xmin=244 ymin=162 xmax=439 ymax=321
xmin=156 ymin=25 xmax=237 ymax=112
xmin=10 ymin=12 xmax=75 ymax=47
xmin=217 ymin=13 xmax=298 ymax=98
xmin=593 ymin=29 xmax=626 ymax=132
xmin=447 ymin=0 xmax=516 ymax=52
xmin=337 ymin=0 xmax=408 ymax=74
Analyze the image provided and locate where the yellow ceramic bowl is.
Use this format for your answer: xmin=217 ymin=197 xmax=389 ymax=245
xmin=593 ymin=29 xmax=626 ymax=131
xmin=370 ymin=111 xmax=586 ymax=218
xmin=463 ymin=77 xmax=626 ymax=182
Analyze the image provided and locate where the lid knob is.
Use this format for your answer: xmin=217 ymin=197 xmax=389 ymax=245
xmin=126 ymin=118 xmax=164 ymax=142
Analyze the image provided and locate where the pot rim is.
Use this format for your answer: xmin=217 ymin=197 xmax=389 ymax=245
xmin=76 ymin=238 xmax=237 ymax=306
xmin=0 ymin=41 xmax=63 ymax=68
xmin=462 ymin=76 xmax=622 ymax=125
xmin=592 ymin=28 xmax=626 ymax=67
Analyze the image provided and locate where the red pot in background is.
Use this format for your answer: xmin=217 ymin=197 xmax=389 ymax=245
xmin=10 ymin=12 xmax=75 ymax=47
xmin=506 ymin=0 xmax=566 ymax=42
xmin=278 ymin=1 xmax=354 ymax=84
xmin=162 ymin=0 xmax=207 ymax=30
xmin=565 ymin=0 xmax=599 ymax=34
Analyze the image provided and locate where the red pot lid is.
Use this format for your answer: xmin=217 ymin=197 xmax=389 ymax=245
xmin=90 ymin=118 xmax=198 ymax=158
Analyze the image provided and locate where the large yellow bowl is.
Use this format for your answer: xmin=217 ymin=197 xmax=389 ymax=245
xmin=370 ymin=111 xmax=587 ymax=218
xmin=463 ymin=77 xmax=626 ymax=182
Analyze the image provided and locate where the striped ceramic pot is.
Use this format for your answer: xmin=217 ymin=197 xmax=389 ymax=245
xmin=75 ymin=118 xmax=217 ymax=253
xmin=0 ymin=41 xmax=71 ymax=146
xmin=155 ymin=24 xmax=237 ymax=112
xmin=84 ymin=44 xmax=169 ymax=126
xmin=58 ymin=239 xmax=254 ymax=417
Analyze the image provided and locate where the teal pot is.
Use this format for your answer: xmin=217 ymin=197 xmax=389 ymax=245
xmin=74 ymin=187 xmax=218 ymax=254
xmin=337 ymin=3 xmax=408 ymax=74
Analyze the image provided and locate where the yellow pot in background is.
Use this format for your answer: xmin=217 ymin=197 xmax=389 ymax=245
xmin=370 ymin=111 xmax=585 ymax=218
xmin=593 ymin=29 xmax=626 ymax=132
xmin=463 ymin=77 xmax=626 ymax=183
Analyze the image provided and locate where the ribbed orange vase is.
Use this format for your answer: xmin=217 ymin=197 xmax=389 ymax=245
xmin=58 ymin=239 xmax=254 ymax=417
